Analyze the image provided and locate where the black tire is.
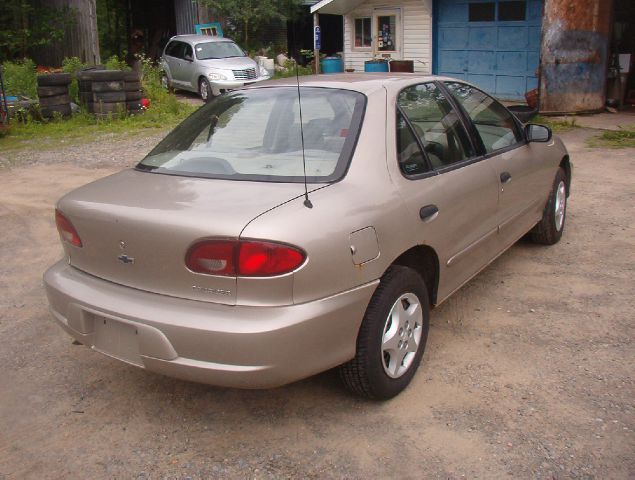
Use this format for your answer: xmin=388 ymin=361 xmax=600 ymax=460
xmin=340 ymin=265 xmax=430 ymax=400
xmin=37 ymin=85 xmax=68 ymax=97
xmin=90 ymin=80 xmax=124 ymax=92
xmin=39 ymin=94 xmax=71 ymax=107
xmin=124 ymin=81 xmax=141 ymax=91
xmin=37 ymin=73 xmax=72 ymax=86
xmin=160 ymin=73 xmax=174 ymax=92
xmin=125 ymin=90 xmax=142 ymax=101
xmin=122 ymin=71 xmax=140 ymax=82
xmin=41 ymin=103 xmax=72 ymax=117
xmin=87 ymin=101 xmax=126 ymax=114
xmin=79 ymin=70 xmax=126 ymax=81
xmin=126 ymin=100 xmax=143 ymax=110
xmin=94 ymin=91 xmax=126 ymax=102
xmin=530 ymin=167 xmax=568 ymax=245
xmin=199 ymin=77 xmax=212 ymax=103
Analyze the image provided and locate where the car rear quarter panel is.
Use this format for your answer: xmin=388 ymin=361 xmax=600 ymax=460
xmin=239 ymin=88 xmax=421 ymax=305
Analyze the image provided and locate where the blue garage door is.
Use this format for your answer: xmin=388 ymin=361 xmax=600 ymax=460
xmin=434 ymin=0 xmax=543 ymax=101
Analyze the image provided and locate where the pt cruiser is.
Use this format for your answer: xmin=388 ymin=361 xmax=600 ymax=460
xmin=44 ymin=74 xmax=571 ymax=399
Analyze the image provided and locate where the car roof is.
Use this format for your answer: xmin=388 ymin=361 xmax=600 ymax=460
xmin=169 ymin=35 xmax=235 ymax=45
xmin=246 ymin=73 xmax=463 ymax=95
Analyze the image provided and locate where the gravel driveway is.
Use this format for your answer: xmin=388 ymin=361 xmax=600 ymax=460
xmin=0 ymin=126 xmax=633 ymax=479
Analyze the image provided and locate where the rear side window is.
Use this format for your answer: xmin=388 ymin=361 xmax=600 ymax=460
xmin=165 ymin=41 xmax=184 ymax=59
xmin=398 ymin=82 xmax=475 ymax=169
xmin=445 ymin=82 xmax=522 ymax=153
xmin=138 ymin=87 xmax=366 ymax=183
xmin=396 ymin=111 xmax=429 ymax=176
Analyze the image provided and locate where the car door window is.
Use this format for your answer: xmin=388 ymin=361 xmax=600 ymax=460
xmin=398 ymin=82 xmax=475 ymax=169
xmin=183 ymin=44 xmax=193 ymax=61
xmin=445 ymin=82 xmax=522 ymax=154
xmin=166 ymin=41 xmax=184 ymax=59
xmin=396 ymin=111 xmax=429 ymax=176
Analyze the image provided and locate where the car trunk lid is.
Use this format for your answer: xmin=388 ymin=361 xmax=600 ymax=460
xmin=57 ymin=169 xmax=305 ymax=305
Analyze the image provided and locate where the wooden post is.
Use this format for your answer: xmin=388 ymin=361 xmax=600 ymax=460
xmin=313 ymin=13 xmax=320 ymax=74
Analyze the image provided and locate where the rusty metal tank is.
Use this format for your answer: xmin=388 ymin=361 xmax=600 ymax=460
xmin=539 ymin=0 xmax=613 ymax=113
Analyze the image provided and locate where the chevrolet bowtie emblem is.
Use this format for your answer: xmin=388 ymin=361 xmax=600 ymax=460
xmin=117 ymin=254 xmax=135 ymax=264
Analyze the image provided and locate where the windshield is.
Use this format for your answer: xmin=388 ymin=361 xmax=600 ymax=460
xmin=137 ymin=87 xmax=366 ymax=183
xmin=195 ymin=41 xmax=245 ymax=60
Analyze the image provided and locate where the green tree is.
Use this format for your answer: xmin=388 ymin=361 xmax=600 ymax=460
xmin=199 ymin=0 xmax=301 ymax=49
xmin=0 ymin=0 xmax=76 ymax=62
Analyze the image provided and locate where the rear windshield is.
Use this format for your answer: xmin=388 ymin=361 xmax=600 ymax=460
xmin=195 ymin=41 xmax=245 ymax=60
xmin=137 ymin=87 xmax=366 ymax=183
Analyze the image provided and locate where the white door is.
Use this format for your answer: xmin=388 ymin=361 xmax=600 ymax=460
xmin=373 ymin=8 xmax=402 ymax=60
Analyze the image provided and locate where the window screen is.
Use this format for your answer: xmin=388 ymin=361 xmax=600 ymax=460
xmin=498 ymin=1 xmax=527 ymax=21
xmin=469 ymin=2 xmax=496 ymax=21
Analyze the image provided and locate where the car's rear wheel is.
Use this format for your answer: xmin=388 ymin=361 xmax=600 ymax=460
xmin=340 ymin=265 xmax=430 ymax=400
xmin=531 ymin=167 xmax=567 ymax=245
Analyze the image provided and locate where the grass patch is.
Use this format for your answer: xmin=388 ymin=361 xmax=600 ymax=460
xmin=587 ymin=125 xmax=635 ymax=149
xmin=0 ymin=98 xmax=196 ymax=152
xmin=533 ymin=115 xmax=579 ymax=133
xmin=1 ymin=54 xmax=197 ymax=153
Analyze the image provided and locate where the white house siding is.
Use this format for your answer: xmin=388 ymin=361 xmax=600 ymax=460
xmin=342 ymin=0 xmax=433 ymax=73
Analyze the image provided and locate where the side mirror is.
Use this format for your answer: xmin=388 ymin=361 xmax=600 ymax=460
xmin=525 ymin=124 xmax=552 ymax=142
xmin=184 ymin=54 xmax=193 ymax=62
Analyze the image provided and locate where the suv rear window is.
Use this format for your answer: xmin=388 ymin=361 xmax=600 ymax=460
xmin=137 ymin=87 xmax=366 ymax=183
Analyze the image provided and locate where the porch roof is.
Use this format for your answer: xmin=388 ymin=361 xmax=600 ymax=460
xmin=310 ymin=0 xmax=366 ymax=15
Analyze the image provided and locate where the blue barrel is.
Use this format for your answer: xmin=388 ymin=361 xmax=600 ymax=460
xmin=320 ymin=57 xmax=344 ymax=74
xmin=364 ymin=60 xmax=389 ymax=72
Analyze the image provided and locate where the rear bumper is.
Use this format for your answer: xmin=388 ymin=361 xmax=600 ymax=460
xmin=43 ymin=261 xmax=376 ymax=388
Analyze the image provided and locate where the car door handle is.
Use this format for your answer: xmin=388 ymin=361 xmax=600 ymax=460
xmin=500 ymin=172 xmax=512 ymax=184
xmin=419 ymin=204 xmax=439 ymax=222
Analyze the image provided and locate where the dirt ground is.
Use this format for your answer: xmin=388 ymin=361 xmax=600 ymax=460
xmin=0 ymin=125 xmax=633 ymax=479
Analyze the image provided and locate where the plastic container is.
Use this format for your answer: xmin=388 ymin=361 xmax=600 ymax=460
xmin=364 ymin=60 xmax=389 ymax=72
xmin=320 ymin=57 xmax=344 ymax=74
xmin=389 ymin=60 xmax=414 ymax=73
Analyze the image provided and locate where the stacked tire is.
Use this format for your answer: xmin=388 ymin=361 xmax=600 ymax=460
xmin=37 ymin=73 xmax=72 ymax=118
xmin=123 ymin=71 xmax=144 ymax=114
xmin=77 ymin=70 xmax=144 ymax=117
xmin=78 ymin=70 xmax=125 ymax=117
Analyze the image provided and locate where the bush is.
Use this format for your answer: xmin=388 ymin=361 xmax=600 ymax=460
xmin=62 ymin=56 xmax=88 ymax=103
xmin=273 ymin=59 xmax=313 ymax=79
xmin=104 ymin=54 xmax=130 ymax=71
xmin=2 ymin=59 xmax=37 ymax=98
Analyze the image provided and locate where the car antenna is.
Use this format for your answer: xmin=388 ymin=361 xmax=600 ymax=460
xmin=292 ymin=19 xmax=313 ymax=208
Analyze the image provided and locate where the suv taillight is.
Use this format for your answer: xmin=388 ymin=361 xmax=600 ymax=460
xmin=55 ymin=209 xmax=83 ymax=247
xmin=186 ymin=240 xmax=305 ymax=277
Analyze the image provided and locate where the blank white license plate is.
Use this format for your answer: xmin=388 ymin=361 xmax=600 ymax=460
xmin=93 ymin=316 xmax=142 ymax=367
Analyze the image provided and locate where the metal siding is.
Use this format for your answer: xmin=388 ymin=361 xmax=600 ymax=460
xmin=175 ymin=0 xmax=198 ymax=34
xmin=434 ymin=0 xmax=543 ymax=101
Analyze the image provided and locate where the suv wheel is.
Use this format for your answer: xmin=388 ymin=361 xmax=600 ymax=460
xmin=199 ymin=77 xmax=212 ymax=103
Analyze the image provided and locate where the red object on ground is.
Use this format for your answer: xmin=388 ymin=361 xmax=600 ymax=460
xmin=141 ymin=98 xmax=150 ymax=109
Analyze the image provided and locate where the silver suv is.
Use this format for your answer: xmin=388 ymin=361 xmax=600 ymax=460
xmin=160 ymin=34 xmax=270 ymax=101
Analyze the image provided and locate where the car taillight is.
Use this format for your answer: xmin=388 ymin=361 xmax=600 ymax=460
xmin=186 ymin=240 xmax=305 ymax=277
xmin=55 ymin=209 xmax=82 ymax=247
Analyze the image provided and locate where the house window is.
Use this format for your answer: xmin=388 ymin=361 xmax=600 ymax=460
xmin=469 ymin=3 xmax=496 ymax=22
xmin=354 ymin=17 xmax=371 ymax=48
xmin=498 ymin=1 xmax=526 ymax=21
xmin=377 ymin=15 xmax=397 ymax=51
